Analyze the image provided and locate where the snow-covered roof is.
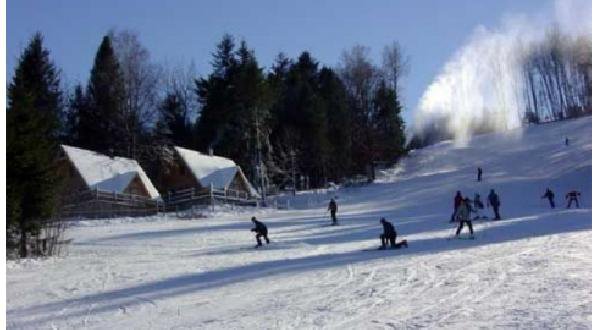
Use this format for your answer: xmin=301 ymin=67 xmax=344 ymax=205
xmin=61 ymin=145 xmax=161 ymax=200
xmin=174 ymin=146 xmax=257 ymax=196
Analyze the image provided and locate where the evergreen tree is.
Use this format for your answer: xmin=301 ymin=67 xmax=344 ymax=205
xmin=318 ymin=67 xmax=352 ymax=181
xmin=80 ymin=35 xmax=127 ymax=156
xmin=7 ymin=33 xmax=62 ymax=257
xmin=155 ymin=92 xmax=190 ymax=147
xmin=372 ymin=82 xmax=406 ymax=162
xmin=195 ymin=36 xmax=269 ymax=185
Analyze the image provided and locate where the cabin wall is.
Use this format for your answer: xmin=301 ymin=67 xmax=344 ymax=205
xmin=228 ymin=171 xmax=252 ymax=195
xmin=158 ymin=155 xmax=200 ymax=193
xmin=124 ymin=176 xmax=151 ymax=197
xmin=56 ymin=158 xmax=89 ymax=203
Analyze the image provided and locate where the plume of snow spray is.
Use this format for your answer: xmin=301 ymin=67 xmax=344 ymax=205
xmin=413 ymin=0 xmax=591 ymax=145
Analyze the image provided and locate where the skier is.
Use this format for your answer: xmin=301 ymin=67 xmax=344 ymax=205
xmin=487 ymin=189 xmax=501 ymax=220
xmin=473 ymin=193 xmax=484 ymax=210
xmin=250 ymin=216 xmax=270 ymax=248
xmin=565 ymin=137 xmax=569 ymax=146
xmin=471 ymin=193 xmax=485 ymax=220
xmin=328 ymin=198 xmax=338 ymax=225
xmin=450 ymin=191 xmax=463 ymax=222
xmin=565 ymin=190 xmax=581 ymax=208
xmin=477 ymin=167 xmax=483 ymax=182
xmin=455 ymin=198 xmax=474 ymax=238
xmin=541 ymin=188 xmax=555 ymax=209
xmin=379 ymin=217 xmax=407 ymax=249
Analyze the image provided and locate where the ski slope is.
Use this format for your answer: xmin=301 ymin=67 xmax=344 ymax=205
xmin=7 ymin=117 xmax=592 ymax=329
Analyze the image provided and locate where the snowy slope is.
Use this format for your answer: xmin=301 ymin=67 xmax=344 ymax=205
xmin=8 ymin=118 xmax=591 ymax=329
xmin=62 ymin=145 xmax=161 ymax=200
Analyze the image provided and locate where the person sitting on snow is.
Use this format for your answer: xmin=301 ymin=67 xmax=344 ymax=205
xmin=541 ymin=188 xmax=555 ymax=209
xmin=379 ymin=217 xmax=407 ymax=249
xmin=455 ymin=198 xmax=474 ymax=238
xmin=565 ymin=190 xmax=581 ymax=209
xmin=250 ymin=216 xmax=270 ymax=248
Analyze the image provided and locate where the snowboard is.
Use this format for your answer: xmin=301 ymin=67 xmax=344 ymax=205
xmin=447 ymin=235 xmax=475 ymax=240
xmin=363 ymin=239 xmax=408 ymax=251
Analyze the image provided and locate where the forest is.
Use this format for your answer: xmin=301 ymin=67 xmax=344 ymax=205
xmin=7 ymin=31 xmax=408 ymax=251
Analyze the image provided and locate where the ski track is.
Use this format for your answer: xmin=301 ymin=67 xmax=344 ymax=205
xmin=6 ymin=117 xmax=592 ymax=329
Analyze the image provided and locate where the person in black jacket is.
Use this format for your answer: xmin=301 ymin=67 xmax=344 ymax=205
xmin=565 ymin=190 xmax=581 ymax=208
xmin=541 ymin=188 xmax=555 ymax=209
xmin=378 ymin=217 xmax=407 ymax=249
xmin=379 ymin=217 xmax=396 ymax=249
xmin=250 ymin=216 xmax=270 ymax=248
xmin=487 ymin=189 xmax=501 ymax=220
xmin=328 ymin=198 xmax=338 ymax=225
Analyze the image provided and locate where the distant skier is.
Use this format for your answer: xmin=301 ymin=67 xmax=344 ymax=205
xmin=477 ymin=167 xmax=483 ymax=182
xmin=379 ymin=217 xmax=407 ymax=249
xmin=473 ymin=193 xmax=484 ymax=210
xmin=455 ymin=198 xmax=474 ymax=238
xmin=565 ymin=137 xmax=569 ymax=146
xmin=328 ymin=198 xmax=338 ymax=225
xmin=450 ymin=191 xmax=463 ymax=222
xmin=541 ymin=188 xmax=555 ymax=209
xmin=250 ymin=216 xmax=270 ymax=248
xmin=565 ymin=190 xmax=581 ymax=208
xmin=471 ymin=193 xmax=485 ymax=220
xmin=487 ymin=189 xmax=501 ymax=220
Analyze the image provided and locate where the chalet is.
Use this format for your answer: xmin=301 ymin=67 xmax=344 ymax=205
xmin=58 ymin=145 xmax=161 ymax=218
xmin=160 ymin=146 xmax=258 ymax=206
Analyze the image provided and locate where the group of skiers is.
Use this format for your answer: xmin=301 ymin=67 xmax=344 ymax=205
xmin=541 ymin=188 xmax=581 ymax=209
xmin=247 ymin=167 xmax=583 ymax=247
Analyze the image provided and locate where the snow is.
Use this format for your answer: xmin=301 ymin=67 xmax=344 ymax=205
xmin=174 ymin=146 xmax=257 ymax=195
xmin=8 ymin=118 xmax=591 ymax=329
xmin=61 ymin=145 xmax=161 ymax=200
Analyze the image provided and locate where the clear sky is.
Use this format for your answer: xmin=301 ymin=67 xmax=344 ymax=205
xmin=7 ymin=0 xmax=553 ymax=124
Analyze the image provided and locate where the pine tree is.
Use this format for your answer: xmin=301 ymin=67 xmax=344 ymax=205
xmin=7 ymin=33 xmax=63 ymax=257
xmin=156 ymin=92 xmax=190 ymax=147
xmin=372 ymin=81 xmax=406 ymax=162
xmin=81 ymin=35 xmax=127 ymax=156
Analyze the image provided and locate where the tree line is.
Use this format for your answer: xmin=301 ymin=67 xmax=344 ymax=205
xmin=7 ymin=31 xmax=408 ymax=255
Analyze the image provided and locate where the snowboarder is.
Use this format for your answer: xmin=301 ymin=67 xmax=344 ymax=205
xmin=250 ymin=216 xmax=270 ymax=248
xmin=450 ymin=191 xmax=463 ymax=222
xmin=328 ymin=198 xmax=338 ymax=225
xmin=379 ymin=217 xmax=407 ymax=249
xmin=455 ymin=198 xmax=474 ymax=238
xmin=541 ymin=188 xmax=555 ymax=209
xmin=477 ymin=167 xmax=483 ymax=182
xmin=487 ymin=189 xmax=501 ymax=220
xmin=565 ymin=190 xmax=581 ymax=208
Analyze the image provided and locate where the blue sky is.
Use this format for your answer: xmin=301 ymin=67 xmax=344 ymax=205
xmin=7 ymin=0 xmax=553 ymax=124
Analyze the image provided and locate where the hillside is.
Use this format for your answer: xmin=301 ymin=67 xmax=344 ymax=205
xmin=7 ymin=117 xmax=592 ymax=329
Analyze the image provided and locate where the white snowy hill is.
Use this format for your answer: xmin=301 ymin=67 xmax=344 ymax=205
xmin=7 ymin=117 xmax=591 ymax=329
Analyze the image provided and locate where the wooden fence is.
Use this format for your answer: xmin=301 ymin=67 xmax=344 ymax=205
xmin=165 ymin=184 xmax=258 ymax=211
xmin=61 ymin=188 xmax=163 ymax=219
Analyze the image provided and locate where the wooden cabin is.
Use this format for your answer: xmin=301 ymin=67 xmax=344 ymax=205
xmin=57 ymin=145 xmax=162 ymax=218
xmin=159 ymin=146 xmax=258 ymax=205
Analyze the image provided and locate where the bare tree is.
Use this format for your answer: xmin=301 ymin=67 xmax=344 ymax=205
xmin=110 ymin=29 xmax=161 ymax=158
xmin=382 ymin=41 xmax=409 ymax=98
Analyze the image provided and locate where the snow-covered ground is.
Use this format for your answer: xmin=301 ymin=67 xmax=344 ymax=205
xmin=7 ymin=117 xmax=591 ymax=329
